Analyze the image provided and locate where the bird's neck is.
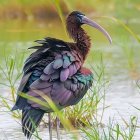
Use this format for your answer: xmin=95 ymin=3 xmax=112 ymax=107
xmin=69 ymin=26 xmax=91 ymax=60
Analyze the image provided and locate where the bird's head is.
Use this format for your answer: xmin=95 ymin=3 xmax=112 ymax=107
xmin=66 ymin=11 xmax=112 ymax=44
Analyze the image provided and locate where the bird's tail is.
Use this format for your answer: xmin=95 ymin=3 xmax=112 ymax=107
xmin=22 ymin=106 xmax=44 ymax=139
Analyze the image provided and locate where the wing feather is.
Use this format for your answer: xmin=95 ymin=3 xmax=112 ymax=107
xmin=13 ymin=37 xmax=90 ymax=113
xmin=26 ymin=68 xmax=93 ymax=110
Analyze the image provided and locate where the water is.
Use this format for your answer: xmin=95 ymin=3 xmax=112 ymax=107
xmin=0 ymin=19 xmax=140 ymax=139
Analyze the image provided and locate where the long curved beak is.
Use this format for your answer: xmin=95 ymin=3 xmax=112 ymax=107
xmin=82 ymin=16 xmax=112 ymax=44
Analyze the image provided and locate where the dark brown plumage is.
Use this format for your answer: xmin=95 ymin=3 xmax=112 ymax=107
xmin=12 ymin=11 xmax=112 ymax=139
xmin=66 ymin=12 xmax=91 ymax=60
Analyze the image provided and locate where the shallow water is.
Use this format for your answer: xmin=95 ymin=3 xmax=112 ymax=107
xmin=0 ymin=18 xmax=140 ymax=139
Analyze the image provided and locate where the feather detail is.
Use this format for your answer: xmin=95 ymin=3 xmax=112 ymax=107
xmin=44 ymin=62 xmax=55 ymax=75
xmin=63 ymin=54 xmax=71 ymax=68
xmin=22 ymin=107 xmax=44 ymax=139
xmin=51 ymin=72 xmax=60 ymax=80
xmin=30 ymin=79 xmax=52 ymax=89
xmin=53 ymin=58 xmax=63 ymax=69
xmin=68 ymin=64 xmax=77 ymax=76
xmin=35 ymin=39 xmax=47 ymax=44
xmin=59 ymin=90 xmax=72 ymax=106
xmin=66 ymin=52 xmax=75 ymax=62
xmin=70 ymin=84 xmax=77 ymax=92
xmin=40 ymin=74 xmax=51 ymax=81
xmin=60 ymin=68 xmax=69 ymax=82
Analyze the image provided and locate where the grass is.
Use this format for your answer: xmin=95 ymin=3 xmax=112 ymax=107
xmin=80 ymin=116 xmax=137 ymax=140
xmin=0 ymin=49 xmax=26 ymax=114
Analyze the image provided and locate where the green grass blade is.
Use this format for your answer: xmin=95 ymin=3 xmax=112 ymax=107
xmin=51 ymin=0 xmax=67 ymax=36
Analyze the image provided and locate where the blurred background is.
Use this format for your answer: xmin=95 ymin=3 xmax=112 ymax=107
xmin=0 ymin=0 xmax=139 ymax=41
xmin=0 ymin=0 xmax=140 ymax=75
xmin=0 ymin=0 xmax=140 ymax=139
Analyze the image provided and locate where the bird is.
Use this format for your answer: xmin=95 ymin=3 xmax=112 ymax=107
xmin=12 ymin=11 xmax=112 ymax=140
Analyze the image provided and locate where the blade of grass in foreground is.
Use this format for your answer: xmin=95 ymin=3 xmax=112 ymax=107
xmin=51 ymin=0 xmax=67 ymax=36
xmin=63 ymin=0 xmax=73 ymax=11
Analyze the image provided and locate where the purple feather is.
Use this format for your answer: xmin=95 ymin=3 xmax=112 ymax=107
xmin=59 ymin=90 xmax=72 ymax=105
xmin=71 ymin=84 xmax=77 ymax=92
xmin=60 ymin=68 xmax=69 ymax=81
xmin=40 ymin=73 xmax=51 ymax=81
xmin=64 ymin=80 xmax=71 ymax=90
xmin=53 ymin=58 xmax=63 ymax=69
xmin=30 ymin=79 xmax=52 ymax=89
xmin=44 ymin=62 xmax=55 ymax=74
xmin=51 ymin=72 xmax=60 ymax=80
xmin=55 ymin=54 xmax=62 ymax=59
xmin=28 ymin=91 xmax=38 ymax=97
xmin=63 ymin=55 xmax=71 ymax=68
xmin=68 ymin=64 xmax=77 ymax=77
xmin=54 ymin=89 xmax=67 ymax=101
xmin=51 ymin=82 xmax=67 ymax=104
xmin=41 ymin=87 xmax=52 ymax=95
xmin=51 ymin=82 xmax=66 ymax=98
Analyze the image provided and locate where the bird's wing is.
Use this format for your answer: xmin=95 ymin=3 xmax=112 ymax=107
xmin=23 ymin=37 xmax=71 ymax=74
xmin=13 ymin=37 xmax=83 ymax=110
xmin=27 ymin=67 xmax=93 ymax=111
xmin=23 ymin=37 xmax=83 ymax=84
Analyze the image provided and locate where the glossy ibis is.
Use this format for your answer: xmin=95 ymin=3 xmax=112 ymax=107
xmin=12 ymin=11 xmax=112 ymax=139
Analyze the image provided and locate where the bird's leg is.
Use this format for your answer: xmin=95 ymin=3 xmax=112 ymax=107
xmin=56 ymin=117 xmax=60 ymax=140
xmin=48 ymin=113 xmax=52 ymax=140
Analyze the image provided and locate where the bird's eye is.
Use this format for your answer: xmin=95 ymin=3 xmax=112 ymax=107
xmin=76 ymin=14 xmax=84 ymax=23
